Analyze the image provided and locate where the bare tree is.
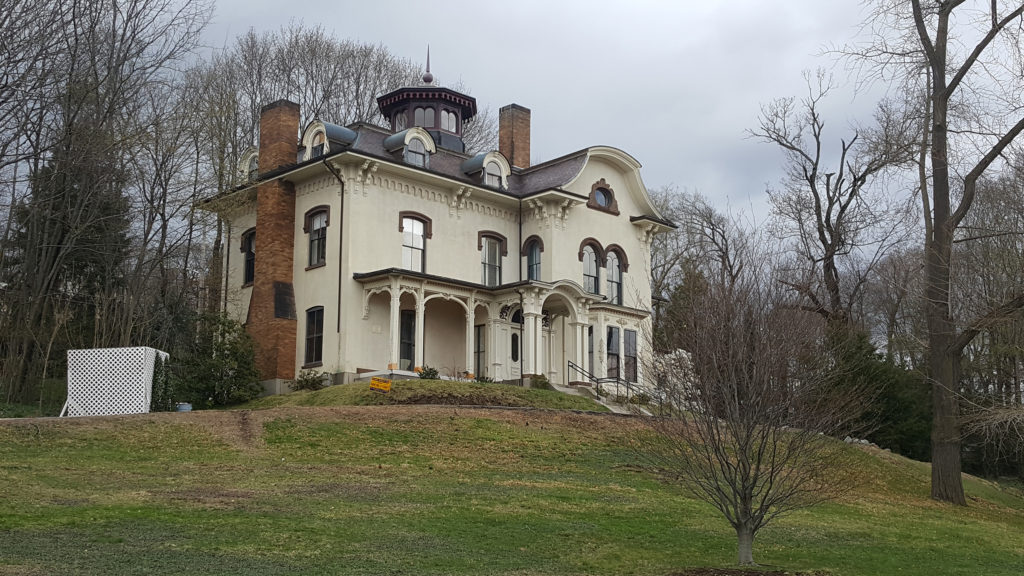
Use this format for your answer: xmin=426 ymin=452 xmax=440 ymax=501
xmin=753 ymin=70 xmax=918 ymax=330
xmin=848 ymin=0 xmax=1024 ymax=504
xmin=640 ymin=215 xmax=872 ymax=565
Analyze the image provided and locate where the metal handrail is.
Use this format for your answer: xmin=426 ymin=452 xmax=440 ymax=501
xmin=567 ymin=361 xmax=635 ymax=400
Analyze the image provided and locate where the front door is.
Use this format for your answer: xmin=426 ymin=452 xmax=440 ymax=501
xmin=400 ymin=310 xmax=415 ymax=370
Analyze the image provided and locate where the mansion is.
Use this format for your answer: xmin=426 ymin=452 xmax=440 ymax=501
xmin=201 ymin=72 xmax=674 ymax=394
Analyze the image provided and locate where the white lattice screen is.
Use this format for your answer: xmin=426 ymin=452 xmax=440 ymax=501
xmin=62 ymin=347 xmax=169 ymax=417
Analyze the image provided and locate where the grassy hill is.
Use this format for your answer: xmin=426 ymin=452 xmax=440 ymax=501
xmin=241 ymin=378 xmax=610 ymax=412
xmin=0 ymin=404 xmax=1021 ymax=575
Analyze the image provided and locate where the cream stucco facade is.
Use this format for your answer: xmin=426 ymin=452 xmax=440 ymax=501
xmin=205 ymin=90 xmax=672 ymax=394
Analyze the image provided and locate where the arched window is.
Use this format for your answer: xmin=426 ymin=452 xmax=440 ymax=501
xmin=424 ymin=107 xmax=435 ymax=127
xmin=405 ymin=138 xmax=427 ymax=167
xmin=606 ymin=251 xmax=622 ymax=305
xmin=526 ymin=240 xmax=541 ymax=281
xmin=485 ymin=161 xmax=502 ymax=188
xmin=582 ymin=245 xmax=599 ymax=294
xmin=305 ymin=207 xmax=329 ymax=268
xmin=394 ymin=112 xmax=407 ymax=131
xmin=401 ymin=216 xmax=426 ymax=272
xmin=247 ymin=155 xmax=258 ymax=181
xmin=414 ymin=107 xmax=425 ymax=126
xmin=240 ymin=229 xmax=255 ymax=286
xmin=440 ymin=110 xmax=458 ymax=132
xmin=311 ymin=131 xmax=326 ymax=158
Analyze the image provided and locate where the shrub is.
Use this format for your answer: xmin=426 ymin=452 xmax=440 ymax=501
xmin=291 ymin=369 xmax=329 ymax=392
xmin=474 ymin=375 xmax=494 ymax=383
xmin=172 ymin=314 xmax=262 ymax=409
xmin=630 ymin=392 xmax=652 ymax=405
xmin=149 ymin=355 xmax=176 ymax=412
xmin=530 ymin=374 xmax=552 ymax=390
xmin=418 ymin=365 xmax=440 ymax=379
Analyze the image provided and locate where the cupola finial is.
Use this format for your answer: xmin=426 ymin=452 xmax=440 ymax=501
xmin=422 ymin=45 xmax=433 ymax=84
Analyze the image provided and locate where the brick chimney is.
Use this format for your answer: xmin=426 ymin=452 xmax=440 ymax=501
xmin=249 ymin=100 xmax=300 ymax=384
xmin=499 ymin=104 xmax=530 ymax=169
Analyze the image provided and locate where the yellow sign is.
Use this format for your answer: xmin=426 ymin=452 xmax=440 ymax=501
xmin=369 ymin=376 xmax=392 ymax=394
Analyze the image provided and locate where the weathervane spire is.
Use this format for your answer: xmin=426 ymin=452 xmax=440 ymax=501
xmin=422 ymin=45 xmax=433 ymax=84
xmin=419 ymin=45 xmax=432 ymax=84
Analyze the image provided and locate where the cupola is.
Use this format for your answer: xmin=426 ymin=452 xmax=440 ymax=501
xmin=376 ymin=50 xmax=477 ymax=154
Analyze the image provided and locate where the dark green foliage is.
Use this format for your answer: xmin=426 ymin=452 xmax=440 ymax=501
xmin=149 ymin=355 xmax=176 ymax=412
xmin=291 ymin=369 xmax=329 ymax=392
xmin=418 ymin=365 xmax=439 ymax=379
xmin=474 ymin=375 xmax=494 ymax=383
xmin=170 ymin=315 xmax=261 ymax=409
xmin=830 ymin=330 xmax=932 ymax=461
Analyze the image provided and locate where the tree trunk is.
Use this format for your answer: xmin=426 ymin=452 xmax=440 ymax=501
xmin=735 ymin=523 xmax=755 ymax=566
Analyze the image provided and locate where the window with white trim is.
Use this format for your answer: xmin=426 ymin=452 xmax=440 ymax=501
xmin=607 ymin=251 xmax=622 ymax=305
xmin=402 ymin=217 xmax=426 ymax=272
xmin=481 ymin=236 xmax=502 ymax=287
xmin=583 ymin=245 xmax=599 ymax=294
xmin=307 ymin=210 xmax=328 ymax=267
xmin=405 ymin=138 xmax=427 ymax=167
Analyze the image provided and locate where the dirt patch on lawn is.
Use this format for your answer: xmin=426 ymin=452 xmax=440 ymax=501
xmin=667 ymin=565 xmax=827 ymax=569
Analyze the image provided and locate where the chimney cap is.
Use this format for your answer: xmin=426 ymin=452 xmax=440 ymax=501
xmin=260 ymin=99 xmax=300 ymax=115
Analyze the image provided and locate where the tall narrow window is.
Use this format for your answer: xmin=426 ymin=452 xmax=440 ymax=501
xmin=400 ymin=310 xmax=415 ymax=371
xmin=306 ymin=209 xmax=328 ymax=267
xmin=474 ymin=324 xmax=486 ymax=377
xmin=527 ymin=240 xmax=541 ymax=281
xmin=414 ymin=107 xmax=425 ymax=126
xmin=394 ymin=112 xmax=407 ymax=131
xmin=424 ymin=107 xmax=435 ymax=127
xmin=305 ymin=307 xmax=324 ymax=366
xmin=625 ymin=329 xmax=637 ymax=383
xmin=606 ymin=251 xmax=622 ymax=305
xmin=588 ymin=325 xmax=594 ymax=375
xmin=241 ymin=229 xmax=255 ymax=286
xmin=485 ymin=161 xmax=502 ymax=188
xmin=607 ymin=326 xmax=620 ymax=380
xmin=405 ymin=138 xmax=427 ymax=167
xmin=583 ymin=245 xmax=599 ymax=294
xmin=481 ymin=236 xmax=502 ymax=287
xmin=511 ymin=332 xmax=519 ymax=362
xmin=402 ymin=217 xmax=426 ymax=272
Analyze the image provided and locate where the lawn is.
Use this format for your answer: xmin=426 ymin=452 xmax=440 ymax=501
xmin=241 ymin=378 xmax=610 ymax=412
xmin=0 ymin=405 xmax=1021 ymax=575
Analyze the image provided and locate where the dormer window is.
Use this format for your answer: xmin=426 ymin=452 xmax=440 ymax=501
xmin=414 ymin=107 xmax=435 ymax=128
xmin=405 ymin=138 xmax=427 ymax=167
xmin=311 ymin=131 xmax=326 ymax=158
xmin=247 ymin=156 xmax=258 ymax=181
xmin=441 ymin=110 xmax=458 ymax=133
xmin=485 ymin=161 xmax=502 ymax=188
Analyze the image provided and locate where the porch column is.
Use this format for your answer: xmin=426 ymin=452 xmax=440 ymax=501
xmin=571 ymin=321 xmax=587 ymax=381
xmin=488 ymin=317 xmax=503 ymax=379
xmin=414 ymin=288 xmax=425 ymax=370
xmin=465 ymin=305 xmax=475 ymax=377
xmin=523 ymin=312 xmax=539 ymax=376
xmin=388 ymin=287 xmax=400 ymax=369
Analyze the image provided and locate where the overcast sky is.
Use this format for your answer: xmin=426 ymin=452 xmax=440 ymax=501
xmin=206 ymin=1 xmax=881 ymax=218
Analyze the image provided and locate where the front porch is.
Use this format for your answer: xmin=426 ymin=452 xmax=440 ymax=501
xmin=353 ymin=269 xmax=651 ymax=389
